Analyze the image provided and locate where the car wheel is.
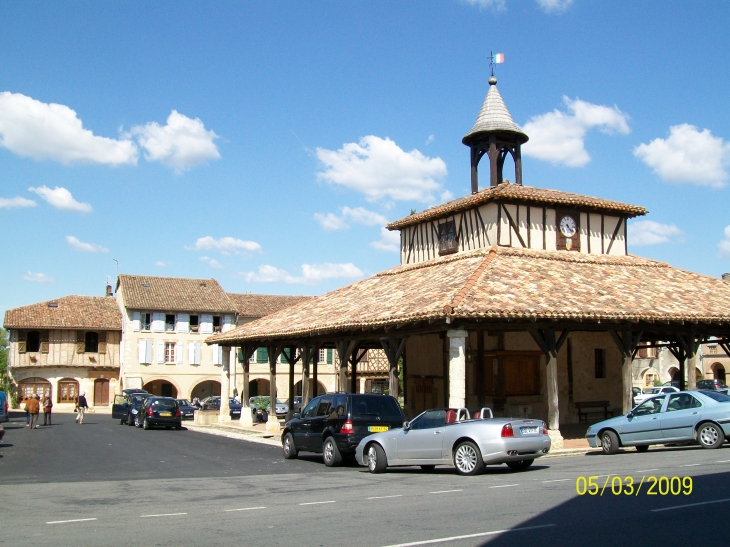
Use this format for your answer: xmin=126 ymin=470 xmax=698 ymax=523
xmin=698 ymin=422 xmax=724 ymax=449
xmin=322 ymin=437 xmax=342 ymax=467
xmin=420 ymin=465 xmax=436 ymax=472
xmin=143 ymin=418 xmax=151 ymax=430
xmin=601 ymin=430 xmax=619 ymax=455
xmin=453 ymin=440 xmax=485 ymax=476
xmin=127 ymin=414 xmax=135 ymax=426
xmin=636 ymin=445 xmax=650 ymax=453
xmin=507 ymin=459 xmax=534 ymax=471
xmin=282 ymin=433 xmax=298 ymax=459
xmin=367 ymin=443 xmax=388 ymax=473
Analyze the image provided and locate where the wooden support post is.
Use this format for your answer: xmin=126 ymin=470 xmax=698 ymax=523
xmin=476 ymin=330 xmax=485 ymax=408
xmin=313 ymin=350 xmax=319 ymax=397
xmin=610 ymin=330 xmax=643 ymax=415
xmin=299 ymin=345 xmax=312 ymax=410
xmin=287 ymin=346 xmax=296 ymax=421
xmin=380 ymin=338 xmax=406 ymax=399
xmin=350 ymin=353 xmax=358 ymax=394
xmin=676 ymin=332 xmax=701 ymax=391
xmin=266 ymin=344 xmax=281 ymax=432
xmin=239 ymin=344 xmax=255 ymax=426
xmin=335 ymin=340 xmax=358 ymax=393
xmin=529 ymin=328 xmax=569 ymax=449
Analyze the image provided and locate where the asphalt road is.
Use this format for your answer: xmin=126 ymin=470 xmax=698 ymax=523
xmin=2 ymin=411 xmax=730 ymax=547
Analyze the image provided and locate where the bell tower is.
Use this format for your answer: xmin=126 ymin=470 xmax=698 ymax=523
xmin=462 ymin=76 xmax=529 ymax=192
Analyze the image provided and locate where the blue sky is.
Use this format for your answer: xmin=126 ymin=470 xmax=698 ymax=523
xmin=2 ymin=1 xmax=729 ymax=317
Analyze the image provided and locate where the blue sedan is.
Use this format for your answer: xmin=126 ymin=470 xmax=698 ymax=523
xmin=587 ymin=390 xmax=730 ymax=454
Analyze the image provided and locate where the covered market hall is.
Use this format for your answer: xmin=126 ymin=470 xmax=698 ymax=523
xmin=207 ymin=76 xmax=730 ymax=448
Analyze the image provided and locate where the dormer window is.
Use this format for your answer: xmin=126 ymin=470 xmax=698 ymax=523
xmin=213 ymin=316 xmax=222 ymax=333
xmin=438 ymin=221 xmax=458 ymax=255
xmin=189 ymin=315 xmax=199 ymax=332
xmin=165 ymin=314 xmax=175 ymax=332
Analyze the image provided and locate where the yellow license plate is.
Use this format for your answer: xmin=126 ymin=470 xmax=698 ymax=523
xmin=368 ymin=425 xmax=389 ymax=433
xmin=159 ymin=412 xmax=171 ymax=417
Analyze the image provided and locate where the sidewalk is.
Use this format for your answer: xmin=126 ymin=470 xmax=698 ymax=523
xmin=185 ymin=419 xmax=283 ymax=447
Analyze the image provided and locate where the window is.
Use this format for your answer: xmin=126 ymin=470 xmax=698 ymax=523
xmin=438 ymin=221 xmax=457 ymax=255
xmin=85 ymin=331 xmax=99 ymax=353
xmin=633 ymin=395 xmax=665 ymax=416
xmin=58 ymin=379 xmax=79 ymax=403
xmin=165 ymin=342 xmax=176 ymax=363
xmin=666 ymin=393 xmax=702 ymax=412
xmin=188 ymin=342 xmax=201 ymax=365
xmin=189 ymin=315 xmax=199 ymax=332
xmin=213 ymin=316 xmax=222 ymax=333
xmin=637 ymin=344 xmax=657 ymax=359
xmin=141 ymin=313 xmax=152 ymax=331
xmin=302 ymin=398 xmax=319 ymax=418
xmin=319 ymin=348 xmax=326 ymax=363
xmin=26 ymin=331 xmax=41 ymax=353
xmin=411 ymin=409 xmax=447 ymax=430
xmin=332 ymin=395 xmax=347 ymax=416
xmin=316 ymin=396 xmax=332 ymax=416
xmin=595 ymin=349 xmax=606 ymax=379
xmin=165 ymin=315 xmax=175 ymax=332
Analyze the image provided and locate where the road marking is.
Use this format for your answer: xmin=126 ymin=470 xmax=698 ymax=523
xmin=716 ymin=460 xmax=730 ymax=463
xmin=429 ymin=489 xmax=463 ymax=494
xmin=490 ymin=484 xmax=519 ymax=489
xmin=681 ymin=464 xmax=701 ymax=467
xmin=299 ymin=501 xmax=336 ymax=506
xmin=636 ymin=469 xmax=658 ymax=473
xmin=46 ymin=518 xmax=97 ymax=525
xmin=378 ymin=523 xmax=557 ymax=547
xmin=542 ymin=479 xmax=571 ymax=483
xmin=651 ymin=498 xmax=730 ymax=513
xmin=367 ymin=495 xmax=403 ymax=500
xmin=224 ymin=506 xmax=266 ymax=512
xmin=140 ymin=512 xmax=187 ymax=518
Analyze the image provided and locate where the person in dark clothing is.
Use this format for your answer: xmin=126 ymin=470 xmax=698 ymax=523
xmin=42 ymin=395 xmax=53 ymax=425
xmin=75 ymin=393 xmax=89 ymax=424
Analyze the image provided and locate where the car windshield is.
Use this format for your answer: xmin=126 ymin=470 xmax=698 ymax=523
xmin=351 ymin=396 xmax=403 ymax=420
xmin=177 ymin=399 xmax=191 ymax=406
xmin=276 ymin=399 xmax=286 ymax=405
xmin=645 ymin=388 xmax=661 ymax=394
xmin=699 ymin=390 xmax=730 ymax=402
xmin=130 ymin=394 xmax=147 ymax=403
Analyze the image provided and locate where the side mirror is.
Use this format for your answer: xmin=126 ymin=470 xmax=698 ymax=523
xmin=626 ymin=412 xmax=634 ymax=419
xmin=403 ymin=421 xmax=411 ymax=431
xmin=293 ymin=412 xmax=301 ymax=419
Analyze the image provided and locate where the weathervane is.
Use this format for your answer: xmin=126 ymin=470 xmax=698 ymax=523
xmin=489 ymin=51 xmax=504 ymax=77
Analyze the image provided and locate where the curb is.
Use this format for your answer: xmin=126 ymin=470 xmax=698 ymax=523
xmin=184 ymin=423 xmax=282 ymax=447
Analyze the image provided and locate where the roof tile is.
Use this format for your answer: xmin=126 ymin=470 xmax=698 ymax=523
xmin=4 ymin=296 xmax=122 ymax=330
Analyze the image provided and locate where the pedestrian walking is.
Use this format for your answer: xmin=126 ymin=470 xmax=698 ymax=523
xmin=42 ymin=394 xmax=53 ymax=426
xmin=25 ymin=396 xmax=30 ymax=427
xmin=75 ymin=392 xmax=89 ymax=424
xmin=25 ymin=394 xmax=40 ymax=429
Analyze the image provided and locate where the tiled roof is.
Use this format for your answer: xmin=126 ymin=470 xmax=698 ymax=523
xmin=387 ymin=182 xmax=647 ymax=230
xmin=462 ymin=80 xmax=528 ymax=144
xmin=227 ymin=293 xmax=314 ymax=317
xmin=117 ymin=274 xmax=235 ymax=313
xmin=4 ymin=296 xmax=122 ymax=330
xmin=208 ymin=246 xmax=730 ymax=344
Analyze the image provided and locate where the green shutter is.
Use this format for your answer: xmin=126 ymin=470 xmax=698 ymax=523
xmin=327 ymin=348 xmax=333 ymax=364
xmin=257 ymin=347 xmax=268 ymax=363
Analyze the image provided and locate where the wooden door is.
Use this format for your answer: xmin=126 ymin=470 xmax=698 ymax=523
xmin=411 ymin=378 xmax=438 ymax=416
xmin=94 ymin=379 xmax=110 ymax=406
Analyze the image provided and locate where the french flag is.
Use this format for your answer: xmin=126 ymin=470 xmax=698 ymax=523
xmin=494 ymin=53 xmax=504 ymax=64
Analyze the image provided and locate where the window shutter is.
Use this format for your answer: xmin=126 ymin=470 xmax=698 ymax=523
xmin=257 ymin=347 xmax=268 ymax=363
xmin=76 ymin=341 xmax=86 ymax=354
xmin=176 ymin=313 xmax=189 ymax=333
xmin=40 ymin=341 xmax=49 ymax=354
xmin=18 ymin=341 xmax=27 ymax=354
xmin=327 ymin=348 xmax=333 ymax=364
xmin=98 ymin=331 xmax=107 ymax=354
xmin=223 ymin=315 xmax=232 ymax=332
xmin=201 ymin=314 xmax=213 ymax=334
xmin=152 ymin=313 xmax=165 ymax=333
xmin=176 ymin=343 xmax=183 ymax=364
xmin=138 ymin=340 xmax=146 ymax=363
xmin=132 ymin=311 xmax=141 ymax=332
xmin=212 ymin=344 xmax=221 ymax=365
xmin=194 ymin=343 xmax=201 ymax=365
xmin=145 ymin=340 xmax=153 ymax=364
xmin=365 ymin=379 xmax=372 ymax=393
xmin=157 ymin=342 xmax=165 ymax=363
xmin=188 ymin=343 xmax=195 ymax=364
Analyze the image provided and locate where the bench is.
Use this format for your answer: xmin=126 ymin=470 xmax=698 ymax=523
xmin=575 ymin=401 xmax=613 ymax=423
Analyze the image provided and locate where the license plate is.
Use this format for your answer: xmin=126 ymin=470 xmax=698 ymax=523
xmin=159 ymin=412 xmax=171 ymax=417
xmin=520 ymin=427 xmax=539 ymax=435
xmin=368 ymin=425 xmax=389 ymax=433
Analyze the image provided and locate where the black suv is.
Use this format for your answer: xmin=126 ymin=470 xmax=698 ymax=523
xmin=282 ymin=393 xmax=404 ymax=466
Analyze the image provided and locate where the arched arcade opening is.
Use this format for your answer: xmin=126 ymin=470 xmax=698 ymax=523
xmin=143 ymin=379 xmax=179 ymax=398
xmin=191 ymin=380 xmax=220 ymax=400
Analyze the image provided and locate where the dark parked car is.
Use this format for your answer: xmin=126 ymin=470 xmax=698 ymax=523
xmin=176 ymin=399 xmax=197 ymax=420
xmin=135 ymin=396 xmax=182 ymax=430
xmin=697 ymin=379 xmax=728 ymax=391
xmin=112 ymin=392 xmax=151 ymax=426
xmin=282 ymin=393 xmax=405 ymax=467
xmin=0 ymin=423 xmax=5 ymax=441
xmin=200 ymin=396 xmax=242 ymax=418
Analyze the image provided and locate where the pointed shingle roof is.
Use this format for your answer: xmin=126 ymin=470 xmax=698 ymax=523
xmin=462 ymin=77 xmax=528 ymax=145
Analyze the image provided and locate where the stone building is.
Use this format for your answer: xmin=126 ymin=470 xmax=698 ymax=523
xmin=4 ymin=293 xmax=122 ymax=409
xmin=209 ymin=75 xmax=730 ymax=445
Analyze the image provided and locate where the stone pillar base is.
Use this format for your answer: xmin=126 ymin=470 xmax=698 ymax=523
xmin=548 ymin=429 xmax=564 ymax=450
xmin=265 ymin=416 xmax=281 ymax=432
xmin=219 ymin=414 xmax=231 ymax=423
xmin=239 ymin=410 xmax=254 ymax=427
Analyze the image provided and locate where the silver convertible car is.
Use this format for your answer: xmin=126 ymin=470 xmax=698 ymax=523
xmin=587 ymin=390 xmax=730 ymax=454
xmin=355 ymin=407 xmax=551 ymax=475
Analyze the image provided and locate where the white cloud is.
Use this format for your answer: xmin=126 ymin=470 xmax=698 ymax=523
xmin=0 ymin=196 xmax=36 ymax=209
xmin=634 ymin=124 xmax=730 ymax=187
xmin=0 ymin=91 xmax=138 ymax=166
xmin=719 ymin=226 xmax=730 ymax=259
xmin=155 ymin=261 xmax=166 ymax=267
xmin=426 ymin=134 xmax=435 ymax=145
xmin=29 ymin=186 xmax=92 ymax=213
xmin=316 ymin=136 xmax=447 ymax=202
xmin=131 ymin=110 xmax=220 ymax=172
xmin=314 ymin=206 xmax=389 ymax=231
xmin=522 ymin=97 xmax=630 ymax=167
xmin=23 ymin=271 xmax=54 ymax=283
xmin=628 ymin=220 xmax=684 ymax=246
xmin=190 ymin=236 xmax=262 ymax=254
xmin=66 ymin=235 xmax=109 ymax=253
xmin=536 ymin=0 xmax=573 ymax=13
xmin=463 ymin=0 xmax=506 ymax=10
xmin=371 ymin=227 xmax=401 ymax=253
xmin=199 ymin=256 xmax=223 ymax=269
xmin=243 ymin=262 xmax=363 ymax=284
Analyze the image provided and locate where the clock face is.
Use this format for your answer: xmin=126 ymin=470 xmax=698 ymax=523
xmin=560 ymin=216 xmax=576 ymax=238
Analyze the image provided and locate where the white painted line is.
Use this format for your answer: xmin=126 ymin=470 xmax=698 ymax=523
xmin=651 ymin=498 xmax=730 ymax=513
xmin=46 ymin=518 xmax=97 ymax=525
xmin=299 ymin=501 xmax=336 ymax=506
xmin=542 ymin=479 xmax=571 ymax=483
xmin=716 ymin=460 xmax=730 ymax=463
xmin=490 ymin=484 xmax=519 ymax=489
xmin=140 ymin=512 xmax=187 ymax=518
xmin=378 ymin=523 xmax=557 ymax=547
xmin=367 ymin=495 xmax=403 ymax=500
xmin=636 ymin=469 xmax=658 ymax=473
xmin=429 ymin=489 xmax=463 ymax=494
xmin=681 ymin=464 xmax=701 ymax=467
xmin=224 ymin=506 xmax=266 ymax=512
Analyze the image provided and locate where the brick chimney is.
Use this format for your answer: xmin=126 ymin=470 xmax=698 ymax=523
xmin=106 ymin=284 xmax=113 ymax=297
